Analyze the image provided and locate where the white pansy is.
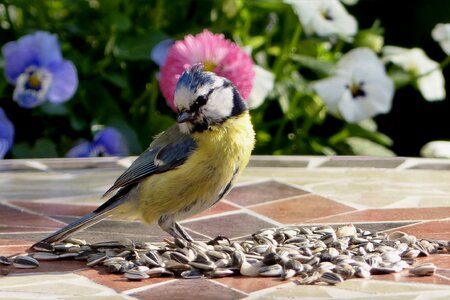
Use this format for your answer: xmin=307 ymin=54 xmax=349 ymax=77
xmin=383 ymin=46 xmax=445 ymax=101
xmin=421 ymin=141 xmax=450 ymax=158
xmin=285 ymin=0 xmax=357 ymax=38
xmin=248 ymin=65 xmax=275 ymax=109
xmin=313 ymin=48 xmax=394 ymax=123
xmin=432 ymin=23 xmax=450 ymax=55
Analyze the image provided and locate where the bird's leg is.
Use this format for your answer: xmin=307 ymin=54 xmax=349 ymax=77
xmin=158 ymin=216 xmax=193 ymax=242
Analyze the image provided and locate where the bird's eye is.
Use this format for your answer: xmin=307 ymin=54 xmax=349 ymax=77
xmin=195 ymin=95 xmax=208 ymax=107
xmin=191 ymin=95 xmax=208 ymax=112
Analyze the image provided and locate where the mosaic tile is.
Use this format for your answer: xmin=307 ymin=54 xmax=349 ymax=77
xmin=307 ymin=207 xmax=450 ymax=224
xmin=0 ymin=203 xmax=64 ymax=228
xmin=213 ymin=276 xmax=290 ymax=294
xmin=0 ymin=273 xmax=124 ymax=298
xmin=129 ymin=279 xmax=247 ymax=300
xmin=188 ymin=200 xmax=240 ymax=219
xmin=183 ymin=212 xmax=277 ymax=239
xmin=77 ymin=267 xmax=173 ymax=293
xmin=319 ymin=156 xmax=405 ymax=168
xmin=248 ymin=155 xmax=309 ymax=168
xmin=225 ymin=180 xmax=309 ymax=206
xmin=386 ymin=220 xmax=450 ymax=240
xmin=9 ymin=201 xmax=97 ymax=217
xmin=250 ymin=194 xmax=355 ymax=224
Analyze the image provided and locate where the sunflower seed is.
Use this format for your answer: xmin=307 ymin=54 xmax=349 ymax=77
xmin=13 ymin=256 xmax=39 ymax=269
xmin=410 ymin=263 xmax=436 ymax=276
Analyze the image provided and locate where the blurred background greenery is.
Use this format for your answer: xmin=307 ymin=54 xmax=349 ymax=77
xmin=0 ymin=0 xmax=449 ymax=158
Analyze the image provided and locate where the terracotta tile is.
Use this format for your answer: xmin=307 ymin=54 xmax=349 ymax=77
xmin=225 ymin=180 xmax=309 ymax=206
xmin=0 ymin=239 xmax=32 ymax=246
xmin=250 ymin=195 xmax=355 ymax=224
xmin=0 ymin=245 xmax=30 ymax=256
xmin=319 ymin=156 xmax=405 ymax=168
xmin=213 ymin=276 xmax=288 ymax=293
xmin=183 ymin=213 xmax=276 ymax=239
xmin=77 ymin=267 xmax=173 ymax=293
xmin=437 ymin=269 xmax=450 ymax=279
xmin=129 ymin=279 xmax=247 ymax=300
xmin=9 ymin=201 xmax=97 ymax=217
xmin=188 ymin=201 xmax=240 ymax=220
xmin=373 ymin=270 xmax=450 ymax=285
xmin=0 ymin=203 xmax=64 ymax=228
xmin=386 ymin=220 xmax=450 ymax=240
xmin=308 ymin=207 xmax=450 ymax=224
xmin=0 ymin=225 xmax=63 ymax=233
xmin=415 ymin=255 xmax=450 ymax=270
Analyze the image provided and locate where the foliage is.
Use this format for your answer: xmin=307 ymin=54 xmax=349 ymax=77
xmin=0 ymin=0 xmax=448 ymax=158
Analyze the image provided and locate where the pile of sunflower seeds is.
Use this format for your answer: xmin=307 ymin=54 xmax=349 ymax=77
xmin=2 ymin=224 xmax=448 ymax=284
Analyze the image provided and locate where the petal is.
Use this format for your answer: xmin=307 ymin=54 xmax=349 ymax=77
xmin=338 ymin=48 xmax=385 ymax=76
xmin=33 ymin=31 xmax=63 ymax=66
xmin=313 ymin=76 xmax=349 ymax=113
xmin=66 ymin=141 xmax=92 ymax=158
xmin=421 ymin=141 xmax=450 ymax=158
xmin=93 ymin=128 xmax=129 ymax=156
xmin=0 ymin=108 xmax=14 ymax=157
xmin=1 ymin=31 xmax=62 ymax=84
xmin=151 ymin=39 xmax=175 ymax=67
xmin=46 ymin=60 xmax=78 ymax=103
xmin=248 ymin=65 xmax=275 ymax=109
xmin=13 ymin=91 xmax=46 ymax=109
xmin=417 ymin=69 xmax=446 ymax=101
xmin=338 ymin=83 xmax=393 ymax=123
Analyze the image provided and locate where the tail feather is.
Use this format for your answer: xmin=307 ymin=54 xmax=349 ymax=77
xmin=38 ymin=211 xmax=109 ymax=244
xmin=36 ymin=186 xmax=133 ymax=245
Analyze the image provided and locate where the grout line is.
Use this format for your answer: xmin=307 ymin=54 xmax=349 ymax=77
xmin=1 ymin=201 xmax=68 ymax=226
xmin=245 ymin=193 xmax=312 ymax=209
xmin=121 ymin=279 xmax=177 ymax=295
xmin=208 ymin=278 xmax=250 ymax=297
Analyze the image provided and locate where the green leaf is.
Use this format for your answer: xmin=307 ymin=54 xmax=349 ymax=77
xmin=107 ymin=118 xmax=142 ymax=154
xmin=346 ymin=137 xmax=395 ymax=156
xmin=110 ymin=12 xmax=131 ymax=32
xmin=291 ymin=54 xmax=336 ymax=76
xmin=115 ymin=30 xmax=170 ymax=61
xmin=33 ymin=138 xmax=59 ymax=158
xmin=40 ymin=102 xmax=69 ymax=116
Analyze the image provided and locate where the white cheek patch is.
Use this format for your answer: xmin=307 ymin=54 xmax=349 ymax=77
xmin=203 ymin=87 xmax=234 ymax=121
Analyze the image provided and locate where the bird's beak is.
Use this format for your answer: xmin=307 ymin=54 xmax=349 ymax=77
xmin=177 ymin=110 xmax=195 ymax=123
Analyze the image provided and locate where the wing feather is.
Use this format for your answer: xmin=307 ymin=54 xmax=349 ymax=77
xmin=103 ymin=125 xmax=197 ymax=197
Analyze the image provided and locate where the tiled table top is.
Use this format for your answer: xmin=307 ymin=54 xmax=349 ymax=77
xmin=0 ymin=155 xmax=449 ymax=299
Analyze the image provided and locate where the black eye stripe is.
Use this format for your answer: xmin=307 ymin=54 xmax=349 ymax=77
xmin=190 ymin=88 xmax=214 ymax=112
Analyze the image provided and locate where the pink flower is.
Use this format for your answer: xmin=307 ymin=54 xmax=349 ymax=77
xmin=159 ymin=30 xmax=255 ymax=110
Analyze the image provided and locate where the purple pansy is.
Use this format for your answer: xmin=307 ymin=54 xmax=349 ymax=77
xmin=2 ymin=31 xmax=78 ymax=108
xmin=66 ymin=127 xmax=129 ymax=158
xmin=0 ymin=108 xmax=14 ymax=159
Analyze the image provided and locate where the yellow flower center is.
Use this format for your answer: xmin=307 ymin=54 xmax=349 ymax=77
xmin=203 ymin=61 xmax=217 ymax=72
xmin=27 ymin=74 xmax=42 ymax=90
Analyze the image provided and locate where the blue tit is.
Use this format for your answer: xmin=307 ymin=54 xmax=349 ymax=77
xmin=36 ymin=64 xmax=255 ymax=244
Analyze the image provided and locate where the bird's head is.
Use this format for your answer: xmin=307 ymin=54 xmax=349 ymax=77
xmin=174 ymin=64 xmax=248 ymax=134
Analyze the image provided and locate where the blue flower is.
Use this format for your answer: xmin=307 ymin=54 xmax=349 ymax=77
xmin=66 ymin=127 xmax=129 ymax=158
xmin=2 ymin=31 xmax=78 ymax=108
xmin=0 ymin=108 xmax=14 ymax=159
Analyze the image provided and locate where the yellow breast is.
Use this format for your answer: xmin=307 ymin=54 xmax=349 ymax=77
xmin=137 ymin=112 xmax=255 ymax=224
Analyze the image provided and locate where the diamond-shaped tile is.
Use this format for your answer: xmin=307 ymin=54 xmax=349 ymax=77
xmin=226 ymin=180 xmax=309 ymax=206
xmin=250 ymin=194 xmax=355 ymax=224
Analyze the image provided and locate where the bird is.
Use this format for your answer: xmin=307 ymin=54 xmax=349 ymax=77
xmin=36 ymin=63 xmax=255 ymax=244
